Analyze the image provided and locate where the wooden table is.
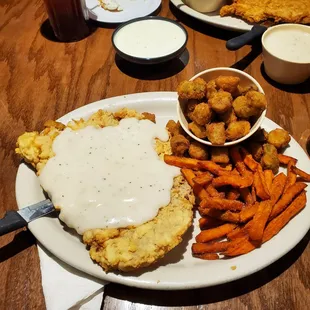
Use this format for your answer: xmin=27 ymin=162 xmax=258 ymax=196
xmin=1 ymin=0 xmax=309 ymax=309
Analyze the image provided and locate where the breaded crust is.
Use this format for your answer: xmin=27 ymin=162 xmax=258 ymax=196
xmin=83 ymin=175 xmax=194 ymax=272
xmin=16 ymin=108 xmax=195 ymax=272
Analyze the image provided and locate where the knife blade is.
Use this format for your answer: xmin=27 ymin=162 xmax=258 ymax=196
xmin=0 ymin=199 xmax=56 ymax=237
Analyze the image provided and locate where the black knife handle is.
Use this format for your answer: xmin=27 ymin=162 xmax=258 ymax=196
xmin=226 ymin=25 xmax=267 ymax=51
xmin=0 ymin=211 xmax=27 ymax=236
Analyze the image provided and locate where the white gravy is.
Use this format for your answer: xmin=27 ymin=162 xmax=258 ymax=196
xmin=264 ymin=28 xmax=310 ymax=63
xmin=39 ymin=118 xmax=179 ymax=235
xmin=113 ymin=19 xmax=186 ymax=58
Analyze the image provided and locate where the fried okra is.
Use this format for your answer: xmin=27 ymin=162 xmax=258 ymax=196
xmin=170 ymin=134 xmax=190 ymax=156
xmin=186 ymin=99 xmax=199 ymax=114
xmin=233 ymin=91 xmax=267 ymax=119
xmin=261 ymin=143 xmax=279 ymax=174
xmin=189 ymin=103 xmax=213 ymax=126
xmin=206 ymin=122 xmax=226 ymax=145
xmin=189 ymin=141 xmax=208 ymax=160
xmin=177 ymin=78 xmax=207 ymax=100
xmin=226 ymin=120 xmax=251 ymax=141
xmin=235 ymin=84 xmax=258 ymax=97
xmin=166 ymin=120 xmax=184 ymax=137
xmin=267 ymin=128 xmax=291 ymax=149
xmin=211 ymin=147 xmax=230 ymax=164
xmin=188 ymin=122 xmax=208 ymax=139
xmin=218 ymin=108 xmax=237 ymax=125
xmin=209 ymin=91 xmax=233 ymax=114
xmin=206 ymin=79 xmax=217 ymax=99
xmin=215 ymin=76 xmax=240 ymax=94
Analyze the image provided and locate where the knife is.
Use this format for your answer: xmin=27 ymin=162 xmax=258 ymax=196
xmin=0 ymin=199 xmax=55 ymax=236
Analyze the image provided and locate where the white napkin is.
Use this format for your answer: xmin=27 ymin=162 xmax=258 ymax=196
xmin=38 ymin=243 xmax=107 ymax=310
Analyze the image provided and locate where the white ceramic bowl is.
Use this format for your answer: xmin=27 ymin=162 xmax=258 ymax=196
xmin=177 ymin=67 xmax=266 ymax=147
xmin=262 ymin=24 xmax=310 ymax=85
xmin=185 ymin=0 xmax=227 ymax=13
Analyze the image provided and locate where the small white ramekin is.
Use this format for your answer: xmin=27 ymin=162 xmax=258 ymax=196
xmin=262 ymin=24 xmax=310 ymax=85
xmin=177 ymin=67 xmax=266 ymax=147
xmin=185 ymin=0 xmax=227 ymax=13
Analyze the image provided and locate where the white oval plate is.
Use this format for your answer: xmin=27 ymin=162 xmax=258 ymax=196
xmin=86 ymin=0 xmax=161 ymax=23
xmin=170 ymin=0 xmax=252 ymax=32
xmin=15 ymin=92 xmax=310 ymax=290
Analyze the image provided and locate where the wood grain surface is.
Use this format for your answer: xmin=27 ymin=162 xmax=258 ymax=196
xmin=0 ymin=0 xmax=309 ymax=309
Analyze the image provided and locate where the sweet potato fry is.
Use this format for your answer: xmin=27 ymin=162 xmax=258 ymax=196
xmin=253 ymin=171 xmax=270 ymax=200
xmin=164 ymin=155 xmax=200 ymax=169
xmin=181 ymin=168 xmax=209 ymax=200
xmin=223 ymin=237 xmax=257 ymax=257
xmin=269 ymin=182 xmax=307 ymax=220
xmin=264 ymin=170 xmax=274 ymax=193
xmin=227 ymin=226 xmax=244 ymax=240
xmin=239 ymin=188 xmax=254 ymax=205
xmin=212 ymin=175 xmax=253 ymax=189
xmin=199 ymin=216 xmax=224 ymax=230
xmin=244 ymin=154 xmax=259 ymax=171
xmin=205 ymin=183 xmax=225 ymax=198
xmin=258 ymin=166 xmax=270 ymax=197
xmin=263 ymin=191 xmax=307 ymax=242
xmin=220 ymin=210 xmax=240 ymax=223
xmin=193 ymin=172 xmax=213 ymax=186
xmin=270 ymin=173 xmax=287 ymax=205
xmin=222 ymin=164 xmax=232 ymax=171
xmin=240 ymin=202 xmax=259 ymax=222
xmin=230 ymin=147 xmax=252 ymax=177
xmin=227 ymin=189 xmax=240 ymax=200
xmin=196 ymin=223 xmax=237 ymax=243
xmin=248 ymin=200 xmax=273 ymax=242
xmin=291 ymin=166 xmax=310 ymax=182
xmin=251 ymin=186 xmax=256 ymax=202
xmin=194 ymin=253 xmax=220 ymax=260
xmin=198 ymin=207 xmax=240 ymax=223
xmin=192 ymin=241 xmax=229 ymax=254
xmin=197 ymin=161 xmax=231 ymax=176
xmin=227 ymin=221 xmax=253 ymax=240
xmin=200 ymin=197 xmax=244 ymax=211
xmin=283 ymin=160 xmax=297 ymax=192
xmin=278 ymin=154 xmax=297 ymax=165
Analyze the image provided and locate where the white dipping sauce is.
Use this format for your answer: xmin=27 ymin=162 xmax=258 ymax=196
xmin=39 ymin=118 xmax=179 ymax=235
xmin=264 ymin=28 xmax=310 ymax=63
xmin=113 ymin=19 xmax=186 ymax=58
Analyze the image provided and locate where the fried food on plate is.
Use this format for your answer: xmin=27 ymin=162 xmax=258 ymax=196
xmin=85 ymin=175 xmax=194 ymax=271
xmin=211 ymin=147 xmax=230 ymax=164
xmin=189 ymin=141 xmax=208 ymax=160
xmin=178 ymin=75 xmax=267 ymax=144
xmin=220 ymin=0 xmax=310 ymax=24
xmin=190 ymin=102 xmax=213 ymax=125
xmin=215 ymin=76 xmax=240 ymax=94
xmin=188 ymin=122 xmax=208 ymax=139
xmin=177 ymin=78 xmax=207 ymax=100
xmin=209 ymin=91 xmax=233 ymax=114
xmin=166 ymin=120 xmax=184 ymax=137
xmin=17 ymin=108 xmax=196 ymax=272
xmin=206 ymin=80 xmax=218 ymax=99
xmin=260 ymin=143 xmax=279 ymax=173
xmin=233 ymin=91 xmax=267 ymax=119
xmin=206 ymin=122 xmax=226 ymax=145
xmin=267 ymin=128 xmax=291 ymax=149
xmin=226 ymin=120 xmax=251 ymax=141
xmin=170 ymin=134 xmax=190 ymax=156
xmin=218 ymin=108 xmax=238 ymax=125
xmin=166 ymin=122 xmax=308 ymax=260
